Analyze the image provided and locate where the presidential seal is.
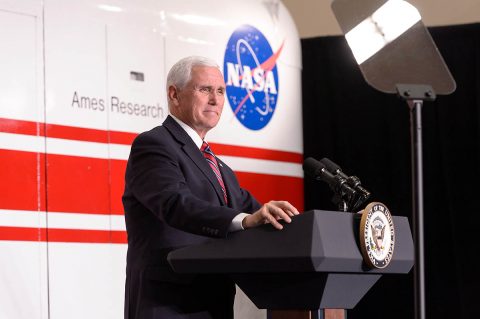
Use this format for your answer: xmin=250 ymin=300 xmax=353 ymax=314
xmin=359 ymin=202 xmax=395 ymax=269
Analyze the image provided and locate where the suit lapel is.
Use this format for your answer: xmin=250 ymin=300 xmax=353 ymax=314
xmin=163 ymin=116 xmax=227 ymax=205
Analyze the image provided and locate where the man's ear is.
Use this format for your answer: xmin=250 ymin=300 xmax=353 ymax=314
xmin=168 ymin=85 xmax=180 ymax=106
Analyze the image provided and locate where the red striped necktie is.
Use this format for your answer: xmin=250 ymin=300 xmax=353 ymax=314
xmin=201 ymin=141 xmax=228 ymax=204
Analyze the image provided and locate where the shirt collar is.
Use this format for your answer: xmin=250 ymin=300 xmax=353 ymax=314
xmin=170 ymin=114 xmax=204 ymax=149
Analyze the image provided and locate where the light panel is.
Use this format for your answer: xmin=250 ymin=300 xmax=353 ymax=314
xmin=345 ymin=0 xmax=421 ymax=64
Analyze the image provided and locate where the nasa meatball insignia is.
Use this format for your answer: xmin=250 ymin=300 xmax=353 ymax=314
xmin=223 ymin=24 xmax=281 ymax=131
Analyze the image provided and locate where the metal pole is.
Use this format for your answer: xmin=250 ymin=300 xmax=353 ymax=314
xmin=409 ymin=100 xmax=426 ymax=319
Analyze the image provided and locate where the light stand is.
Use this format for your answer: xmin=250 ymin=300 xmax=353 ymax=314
xmin=330 ymin=1 xmax=456 ymax=319
xmin=397 ymin=84 xmax=436 ymax=319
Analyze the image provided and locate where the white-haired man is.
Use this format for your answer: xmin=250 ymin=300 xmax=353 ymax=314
xmin=122 ymin=56 xmax=299 ymax=319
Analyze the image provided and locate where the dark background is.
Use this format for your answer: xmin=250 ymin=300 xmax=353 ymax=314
xmin=301 ymin=23 xmax=480 ymax=319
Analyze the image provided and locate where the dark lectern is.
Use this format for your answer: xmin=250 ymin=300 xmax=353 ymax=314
xmin=168 ymin=210 xmax=414 ymax=318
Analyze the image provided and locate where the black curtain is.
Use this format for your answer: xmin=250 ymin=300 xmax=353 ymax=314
xmin=301 ymin=23 xmax=480 ymax=319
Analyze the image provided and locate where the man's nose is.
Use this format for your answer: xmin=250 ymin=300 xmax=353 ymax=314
xmin=208 ymin=92 xmax=222 ymax=104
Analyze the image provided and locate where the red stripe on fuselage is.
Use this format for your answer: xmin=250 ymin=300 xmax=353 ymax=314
xmin=0 ymin=117 xmax=302 ymax=163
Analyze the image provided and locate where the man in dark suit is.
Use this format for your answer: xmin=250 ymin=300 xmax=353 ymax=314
xmin=122 ymin=56 xmax=299 ymax=319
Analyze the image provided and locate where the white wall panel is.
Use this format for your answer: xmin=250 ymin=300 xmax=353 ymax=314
xmin=44 ymin=0 xmax=108 ymax=129
xmin=47 ymin=244 xmax=123 ymax=319
xmin=43 ymin=2 xmax=112 ymax=318
xmin=0 ymin=5 xmax=48 ymax=319
xmin=0 ymin=242 xmax=48 ymax=319
xmin=0 ymin=10 xmax=39 ymax=121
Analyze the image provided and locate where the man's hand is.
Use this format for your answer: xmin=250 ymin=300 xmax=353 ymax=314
xmin=242 ymin=201 xmax=300 ymax=230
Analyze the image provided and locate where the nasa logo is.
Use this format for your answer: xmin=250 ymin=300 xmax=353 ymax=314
xmin=223 ymin=25 xmax=282 ymax=130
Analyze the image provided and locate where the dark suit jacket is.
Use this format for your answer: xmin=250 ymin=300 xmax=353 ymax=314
xmin=122 ymin=115 xmax=261 ymax=319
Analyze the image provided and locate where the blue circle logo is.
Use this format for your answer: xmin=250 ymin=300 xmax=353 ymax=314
xmin=224 ymin=25 xmax=281 ymax=130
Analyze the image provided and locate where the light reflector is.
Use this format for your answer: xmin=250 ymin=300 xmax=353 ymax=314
xmin=345 ymin=0 xmax=421 ymax=64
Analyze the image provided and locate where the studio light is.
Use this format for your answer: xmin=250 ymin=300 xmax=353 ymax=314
xmin=345 ymin=0 xmax=421 ymax=64
xmin=331 ymin=2 xmax=456 ymax=319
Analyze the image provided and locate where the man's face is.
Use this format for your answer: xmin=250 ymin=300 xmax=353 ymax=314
xmin=170 ymin=66 xmax=226 ymax=139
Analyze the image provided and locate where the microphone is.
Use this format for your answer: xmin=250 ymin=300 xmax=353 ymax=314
xmin=319 ymin=157 xmax=347 ymax=178
xmin=319 ymin=158 xmax=371 ymax=199
xmin=303 ymin=157 xmax=356 ymax=198
xmin=320 ymin=157 xmax=370 ymax=199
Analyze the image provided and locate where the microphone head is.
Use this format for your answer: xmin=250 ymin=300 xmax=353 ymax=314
xmin=303 ymin=157 xmax=326 ymax=179
xmin=320 ymin=157 xmax=341 ymax=173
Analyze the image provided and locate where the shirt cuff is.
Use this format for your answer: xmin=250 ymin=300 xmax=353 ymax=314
xmin=229 ymin=213 xmax=250 ymax=232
